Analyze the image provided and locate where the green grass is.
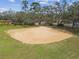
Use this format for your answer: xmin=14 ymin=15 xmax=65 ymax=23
xmin=0 ymin=25 xmax=79 ymax=59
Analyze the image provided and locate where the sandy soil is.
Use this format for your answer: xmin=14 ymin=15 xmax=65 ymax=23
xmin=7 ymin=26 xmax=72 ymax=44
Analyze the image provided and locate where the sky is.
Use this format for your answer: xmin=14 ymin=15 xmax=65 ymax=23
xmin=0 ymin=0 xmax=78 ymax=12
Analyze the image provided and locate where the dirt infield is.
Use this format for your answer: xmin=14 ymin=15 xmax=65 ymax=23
xmin=7 ymin=26 xmax=72 ymax=44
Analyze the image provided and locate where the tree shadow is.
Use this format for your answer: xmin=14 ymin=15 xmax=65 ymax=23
xmin=48 ymin=25 xmax=79 ymax=36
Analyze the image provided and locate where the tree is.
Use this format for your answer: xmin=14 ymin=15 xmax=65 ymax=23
xmin=56 ymin=0 xmax=68 ymax=26
xmin=68 ymin=1 xmax=79 ymax=27
xmin=21 ymin=0 xmax=28 ymax=12
xmin=52 ymin=2 xmax=62 ymax=25
xmin=30 ymin=2 xmax=41 ymax=13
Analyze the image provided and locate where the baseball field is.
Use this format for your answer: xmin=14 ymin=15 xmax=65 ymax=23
xmin=0 ymin=25 xmax=79 ymax=59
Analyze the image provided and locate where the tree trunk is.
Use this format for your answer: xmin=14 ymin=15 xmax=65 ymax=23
xmin=57 ymin=19 xmax=64 ymax=26
xmin=72 ymin=20 xmax=75 ymax=28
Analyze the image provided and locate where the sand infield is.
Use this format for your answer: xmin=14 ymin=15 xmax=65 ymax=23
xmin=7 ymin=26 xmax=72 ymax=44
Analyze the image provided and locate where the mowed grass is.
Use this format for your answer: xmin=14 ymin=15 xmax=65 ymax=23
xmin=0 ymin=25 xmax=79 ymax=59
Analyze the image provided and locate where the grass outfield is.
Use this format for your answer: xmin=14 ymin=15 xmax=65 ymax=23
xmin=0 ymin=25 xmax=79 ymax=59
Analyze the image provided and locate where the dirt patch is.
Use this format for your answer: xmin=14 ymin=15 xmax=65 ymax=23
xmin=7 ymin=26 xmax=72 ymax=44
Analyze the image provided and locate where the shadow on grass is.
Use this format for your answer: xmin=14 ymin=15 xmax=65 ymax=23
xmin=48 ymin=25 xmax=79 ymax=36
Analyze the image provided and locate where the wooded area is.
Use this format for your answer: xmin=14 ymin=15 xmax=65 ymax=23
xmin=0 ymin=0 xmax=79 ymax=28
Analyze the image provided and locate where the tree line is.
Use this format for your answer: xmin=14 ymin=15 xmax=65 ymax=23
xmin=0 ymin=0 xmax=79 ymax=28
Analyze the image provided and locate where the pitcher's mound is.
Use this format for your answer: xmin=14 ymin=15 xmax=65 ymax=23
xmin=7 ymin=26 xmax=72 ymax=44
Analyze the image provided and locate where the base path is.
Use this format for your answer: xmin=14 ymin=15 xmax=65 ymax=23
xmin=7 ymin=26 xmax=72 ymax=44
